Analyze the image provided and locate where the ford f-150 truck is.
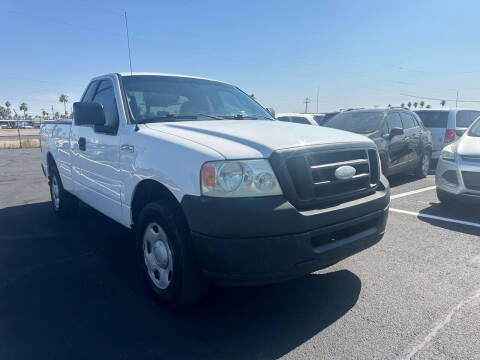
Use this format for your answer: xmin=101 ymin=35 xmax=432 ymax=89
xmin=41 ymin=73 xmax=390 ymax=307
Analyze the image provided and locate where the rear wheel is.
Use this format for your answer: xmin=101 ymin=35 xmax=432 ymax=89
xmin=136 ymin=202 xmax=208 ymax=307
xmin=49 ymin=166 xmax=78 ymax=217
xmin=415 ymin=150 xmax=431 ymax=178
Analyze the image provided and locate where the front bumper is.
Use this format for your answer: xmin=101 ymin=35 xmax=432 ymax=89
xmin=436 ymin=157 xmax=480 ymax=201
xmin=181 ymin=176 xmax=390 ymax=286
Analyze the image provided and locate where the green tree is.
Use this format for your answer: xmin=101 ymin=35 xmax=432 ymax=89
xmin=426 ymin=104 xmax=431 ymax=109
xmin=0 ymin=106 xmax=7 ymax=119
xmin=54 ymin=112 xmax=60 ymax=119
xmin=440 ymin=100 xmax=446 ymax=107
xmin=59 ymin=94 xmax=69 ymax=115
xmin=400 ymin=103 xmax=405 ymax=108
xmin=4 ymin=101 xmax=11 ymax=119
xmin=419 ymin=101 xmax=425 ymax=109
xmin=413 ymin=102 xmax=418 ymax=109
xmin=19 ymin=102 xmax=28 ymax=119
xmin=407 ymin=101 xmax=412 ymax=109
xmin=249 ymin=94 xmax=256 ymax=100
xmin=42 ymin=110 xmax=49 ymax=120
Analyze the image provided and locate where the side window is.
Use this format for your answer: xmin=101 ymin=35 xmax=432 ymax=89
xmin=92 ymin=80 xmax=119 ymax=130
xmin=277 ymin=116 xmax=290 ymax=122
xmin=290 ymin=116 xmax=311 ymax=125
xmin=81 ymin=81 xmax=99 ymax=103
xmin=386 ymin=113 xmax=403 ymax=131
xmin=400 ymin=112 xmax=415 ymax=129
xmin=456 ymin=110 xmax=480 ymax=128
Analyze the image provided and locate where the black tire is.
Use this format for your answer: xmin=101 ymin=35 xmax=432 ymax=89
xmin=415 ymin=150 xmax=431 ymax=178
xmin=135 ymin=202 xmax=208 ymax=307
xmin=436 ymin=188 xmax=456 ymax=205
xmin=49 ymin=166 xmax=78 ymax=218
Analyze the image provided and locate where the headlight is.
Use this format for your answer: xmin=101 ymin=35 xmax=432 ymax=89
xmin=201 ymin=159 xmax=282 ymax=197
xmin=440 ymin=144 xmax=456 ymax=162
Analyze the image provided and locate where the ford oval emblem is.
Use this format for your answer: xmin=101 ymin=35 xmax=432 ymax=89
xmin=334 ymin=165 xmax=356 ymax=180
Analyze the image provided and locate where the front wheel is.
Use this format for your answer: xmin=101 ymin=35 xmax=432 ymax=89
xmin=136 ymin=202 xmax=208 ymax=307
xmin=49 ymin=167 xmax=78 ymax=218
xmin=415 ymin=151 xmax=431 ymax=178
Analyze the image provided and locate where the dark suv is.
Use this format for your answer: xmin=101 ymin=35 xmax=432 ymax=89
xmin=323 ymin=108 xmax=432 ymax=177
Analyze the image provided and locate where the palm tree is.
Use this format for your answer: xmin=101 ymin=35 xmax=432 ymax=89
xmin=54 ymin=112 xmax=60 ymax=119
xmin=42 ymin=110 xmax=48 ymax=120
xmin=400 ymin=103 xmax=405 ymax=108
xmin=19 ymin=103 xmax=28 ymax=119
xmin=426 ymin=104 xmax=431 ymax=109
xmin=413 ymin=102 xmax=418 ymax=109
xmin=59 ymin=94 xmax=68 ymax=115
xmin=440 ymin=100 xmax=446 ymax=107
xmin=249 ymin=94 xmax=256 ymax=100
xmin=407 ymin=101 xmax=412 ymax=109
xmin=420 ymin=101 xmax=425 ymax=109
xmin=4 ymin=101 xmax=11 ymax=119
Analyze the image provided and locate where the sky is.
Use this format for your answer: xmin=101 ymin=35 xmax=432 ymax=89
xmin=2 ymin=0 xmax=480 ymax=116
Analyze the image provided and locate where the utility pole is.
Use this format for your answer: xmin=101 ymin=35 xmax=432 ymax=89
xmin=303 ymin=97 xmax=311 ymax=114
xmin=51 ymin=105 xmax=54 ymax=120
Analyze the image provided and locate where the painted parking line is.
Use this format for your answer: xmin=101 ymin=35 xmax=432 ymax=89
xmin=391 ymin=186 xmax=436 ymax=200
xmin=389 ymin=208 xmax=480 ymax=229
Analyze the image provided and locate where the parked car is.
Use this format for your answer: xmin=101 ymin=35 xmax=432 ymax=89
xmin=436 ymin=116 xmax=480 ymax=203
xmin=41 ymin=73 xmax=390 ymax=307
xmin=323 ymin=108 xmax=432 ymax=177
xmin=415 ymin=109 xmax=480 ymax=160
xmin=276 ymin=113 xmax=325 ymax=126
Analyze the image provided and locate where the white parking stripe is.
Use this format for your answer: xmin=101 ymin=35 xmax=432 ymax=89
xmin=390 ymin=208 xmax=480 ymax=228
xmin=391 ymin=186 xmax=436 ymax=200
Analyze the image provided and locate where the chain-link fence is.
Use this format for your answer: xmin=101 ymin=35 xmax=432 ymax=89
xmin=0 ymin=119 xmax=56 ymax=149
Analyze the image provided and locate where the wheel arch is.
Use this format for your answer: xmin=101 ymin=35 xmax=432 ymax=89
xmin=46 ymin=151 xmax=56 ymax=176
xmin=130 ymin=179 xmax=186 ymax=228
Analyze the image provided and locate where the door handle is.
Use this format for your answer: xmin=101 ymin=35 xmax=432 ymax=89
xmin=120 ymin=144 xmax=134 ymax=153
xmin=78 ymin=137 xmax=86 ymax=151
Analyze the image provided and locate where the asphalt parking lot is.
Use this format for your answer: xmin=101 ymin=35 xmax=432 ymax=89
xmin=1 ymin=149 xmax=479 ymax=360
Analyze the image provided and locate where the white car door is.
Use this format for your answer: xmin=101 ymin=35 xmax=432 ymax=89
xmin=75 ymin=78 xmax=123 ymax=223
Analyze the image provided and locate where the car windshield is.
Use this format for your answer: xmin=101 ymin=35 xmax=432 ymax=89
xmin=469 ymin=118 xmax=480 ymax=137
xmin=121 ymin=75 xmax=273 ymax=123
xmin=323 ymin=111 xmax=384 ymax=134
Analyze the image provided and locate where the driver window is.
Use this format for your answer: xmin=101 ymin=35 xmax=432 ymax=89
xmin=92 ymin=80 xmax=119 ymax=131
xmin=387 ymin=113 xmax=402 ymax=132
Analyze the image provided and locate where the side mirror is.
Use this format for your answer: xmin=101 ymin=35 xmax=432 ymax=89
xmin=73 ymin=102 xmax=106 ymax=126
xmin=266 ymin=107 xmax=276 ymax=118
xmin=388 ymin=127 xmax=404 ymax=139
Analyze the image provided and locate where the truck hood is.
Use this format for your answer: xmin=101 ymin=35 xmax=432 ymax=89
xmin=457 ymin=135 xmax=480 ymax=156
xmin=145 ymin=120 xmax=374 ymax=159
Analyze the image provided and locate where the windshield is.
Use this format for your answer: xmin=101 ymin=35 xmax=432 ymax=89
xmin=323 ymin=111 xmax=384 ymax=134
xmin=469 ymin=118 xmax=480 ymax=137
xmin=121 ymin=75 xmax=273 ymax=123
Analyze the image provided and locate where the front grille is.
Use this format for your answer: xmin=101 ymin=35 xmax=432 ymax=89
xmin=462 ymin=171 xmax=480 ymax=191
xmin=462 ymin=155 xmax=480 ymax=163
xmin=271 ymin=146 xmax=380 ymax=210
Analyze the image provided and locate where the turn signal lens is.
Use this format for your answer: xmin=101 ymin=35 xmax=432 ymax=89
xmin=201 ymin=165 xmax=216 ymax=187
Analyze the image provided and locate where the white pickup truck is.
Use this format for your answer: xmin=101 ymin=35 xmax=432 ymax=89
xmin=41 ymin=73 xmax=390 ymax=306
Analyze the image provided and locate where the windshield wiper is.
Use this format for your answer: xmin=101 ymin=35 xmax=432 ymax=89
xmin=220 ymin=114 xmax=272 ymax=120
xmin=134 ymin=113 xmax=223 ymax=125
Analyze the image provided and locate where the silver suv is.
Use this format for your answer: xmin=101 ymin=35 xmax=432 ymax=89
xmin=436 ymin=116 xmax=480 ymax=203
xmin=415 ymin=109 xmax=480 ymax=160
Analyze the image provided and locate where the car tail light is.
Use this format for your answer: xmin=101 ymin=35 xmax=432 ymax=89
xmin=444 ymin=129 xmax=456 ymax=143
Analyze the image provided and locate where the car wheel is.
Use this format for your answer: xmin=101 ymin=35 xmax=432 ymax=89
xmin=49 ymin=166 xmax=78 ymax=217
xmin=415 ymin=151 xmax=431 ymax=178
xmin=436 ymin=188 xmax=456 ymax=205
xmin=136 ymin=202 xmax=208 ymax=307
